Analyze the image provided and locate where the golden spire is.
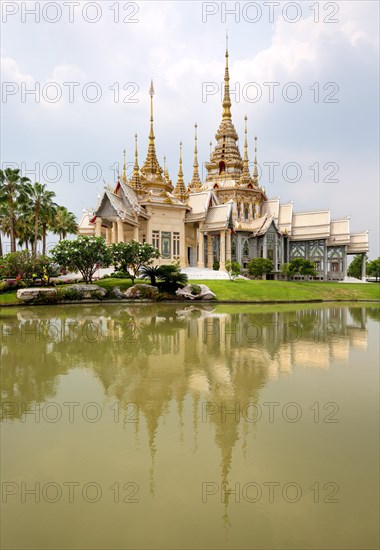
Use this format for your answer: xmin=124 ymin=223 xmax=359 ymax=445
xmin=131 ymin=134 xmax=143 ymax=190
xmin=174 ymin=141 xmax=188 ymax=202
xmin=141 ymin=80 xmax=164 ymax=182
xmin=163 ymin=156 xmax=173 ymax=189
xmin=222 ymin=35 xmax=232 ymax=121
xmin=189 ymin=123 xmax=202 ymax=191
xmin=253 ymin=135 xmax=259 ymax=185
xmin=121 ymin=148 xmax=127 ymax=183
xmin=240 ymin=115 xmax=251 ymax=185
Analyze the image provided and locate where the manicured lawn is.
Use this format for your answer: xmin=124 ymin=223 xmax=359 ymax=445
xmin=189 ymin=279 xmax=380 ymax=302
xmin=1 ymin=278 xmax=379 ymax=306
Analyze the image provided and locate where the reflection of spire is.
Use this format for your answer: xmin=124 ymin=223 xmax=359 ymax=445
xmin=189 ymin=123 xmax=202 ymax=191
xmin=173 ymin=142 xmax=188 ymax=202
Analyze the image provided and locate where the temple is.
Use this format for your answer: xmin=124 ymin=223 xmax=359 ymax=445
xmin=79 ymin=46 xmax=369 ymax=280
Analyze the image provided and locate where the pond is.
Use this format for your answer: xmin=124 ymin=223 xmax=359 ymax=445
xmin=1 ymin=303 xmax=379 ymax=549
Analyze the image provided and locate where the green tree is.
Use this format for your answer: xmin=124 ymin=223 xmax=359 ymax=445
xmin=248 ymin=258 xmax=273 ymax=279
xmin=110 ymin=240 xmax=160 ymax=284
xmin=367 ymin=257 xmax=380 ymax=282
xmin=26 ymin=182 xmax=57 ymax=256
xmin=156 ymin=263 xmax=188 ymax=291
xmin=225 ymin=259 xmax=241 ymax=280
xmin=0 ymin=168 xmax=31 ymax=252
xmin=51 ymin=206 xmax=78 ymax=241
xmin=287 ymin=258 xmax=317 ymax=279
xmin=140 ymin=265 xmax=162 ymax=286
xmin=348 ymin=254 xmax=367 ymax=280
xmin=51 ymin=235 xmax=112 ymax=283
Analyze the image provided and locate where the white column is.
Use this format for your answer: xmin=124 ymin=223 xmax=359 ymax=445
xmin=106 ymin=226 xmax=112 ymax=245
xmin=226 ymin=230 xmax=231 ymax=262
xmin=133 ymin=225 xmax=139 ymax=241
xmin=117 ymin=220 xmax=124 ymax=243
xmin=207 ymin=234 xmax=213 ymax=269
xmin=361 ymin=253 xmax=367 ymax=281
xmin=95 ymin=217 xmax=102 ymax=237
xmin=220 ymin=230 xmax=226 ymax=270
xmin=145 ymin=207 xmax=152 ymax=244
xmin=112 ymin=222 xmax=118 ymax=244
xmin=197 ymin=228 xmax=205 ymax=268
xmin=179 ymin=219 xmax=187 ymax=267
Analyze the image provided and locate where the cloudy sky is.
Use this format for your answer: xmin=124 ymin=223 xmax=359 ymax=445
xmin=1 ymin=0 xmax=379 ymax=256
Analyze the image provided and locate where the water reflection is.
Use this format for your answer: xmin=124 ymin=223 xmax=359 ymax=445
xmin=1 ymin=304 xmax=375 ymax=521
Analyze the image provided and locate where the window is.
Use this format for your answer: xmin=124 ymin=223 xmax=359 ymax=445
xmin=152 ymin=231 xmax=159 ymax=251
xmin=219 ymin=161 xmax=226 ymax=174
xmin=244 ymin=204 xmax=249 ymax=221
xmin=173 ymin=233 xmax=180 ymax=258
xmin=237 ymin=202 xmax=241 ymax=219
xmin=161 ymin=231 xmax=171 ymax=259
xmin=142 ymin=234 xmax=146 ymax=244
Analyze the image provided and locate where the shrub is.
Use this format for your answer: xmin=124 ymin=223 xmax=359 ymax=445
xmin=110 ymin=241 xmax=159 ymax=284
xmin=190 ymin=284 xmax=202 ymax=296
xmin=213 ymin=261 xmax=220 ymax=271
xmin=225 ymin=259 xmax=241 ymax=281
xmin=60 ymin=288 xmax=84 ymax=301
xmin=156 ymin=263 xmax=188 ymax=292
xmin=248 ymin=258 xmax=273 ymax=279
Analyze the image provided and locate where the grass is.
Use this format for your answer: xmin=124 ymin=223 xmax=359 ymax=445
xmin=1 ymin=278 xmax=379 ymax=306
xmin=190 ymin=279 xmax=380 ymax=302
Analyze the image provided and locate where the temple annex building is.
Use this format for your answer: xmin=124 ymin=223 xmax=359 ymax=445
xmin=79 ymin=47 xmax=369 ymax=280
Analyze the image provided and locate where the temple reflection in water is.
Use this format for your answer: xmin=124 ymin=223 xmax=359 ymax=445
xmin=1 ymin=304 xmax=374 ymax=520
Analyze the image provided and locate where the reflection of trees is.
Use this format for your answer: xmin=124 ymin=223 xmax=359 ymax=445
xmin=1 ymin=303 xmax=375 ymax=520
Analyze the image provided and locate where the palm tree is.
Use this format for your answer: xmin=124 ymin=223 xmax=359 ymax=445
xmin=27 ymin=182 xmax=57 ymax=256
xmin=50 ymin=206 xmax=78 ymax=241
xmin=0 ymin=168 xmax=31 ymax=252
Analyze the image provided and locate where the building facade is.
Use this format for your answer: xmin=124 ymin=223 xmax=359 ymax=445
xmin=79 ymin=48 xmax=369 ymax=280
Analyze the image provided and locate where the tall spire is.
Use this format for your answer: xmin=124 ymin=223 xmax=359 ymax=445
xmin=131 ymin=134 xmax=142 ymax=190
xmin=253 ymin=135 xmax=259 ymax=186
xmin=189 ymin=123 xmax=202 ymax=191
xmin=122 ymin=148 xmax=127 ymax=183
xmin=141 ymin=80 xmax=164 ymax=183
xmin=240 ymin=115 xmax=251 ymax=185
xmin=222 ymin=33 xmax=232 ymax=121
xmin=174 ymin=141 xmax=188 ymax=202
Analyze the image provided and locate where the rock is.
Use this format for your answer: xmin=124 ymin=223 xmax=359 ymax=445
xmin=17 ymin=288 xmax=57 ymax=303
xmin=176 ymin=284 xmax=216 ymax=301
xmin=124 ymin=284 xmax=159 ymax=299
xmin=69 ymin=284 xmax=107 ymax=299
xmin=109 ymin=286 xmax=126 ymax=300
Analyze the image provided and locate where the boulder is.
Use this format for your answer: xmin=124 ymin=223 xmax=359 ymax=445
xmin=109 ymin=286 xmax=126 ymax=300
xmin=69 ymin=284 xmax=107 ymax=299
xmin=176 ymin=284 xmax=216 ymax=301
xmin=125 ymin=284 xmax=159 ymax=299
xmin=17 ymin=288 xmax=57 ymax=303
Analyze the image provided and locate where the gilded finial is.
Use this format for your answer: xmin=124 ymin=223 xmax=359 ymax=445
xmin=141 ymin=80 xmax=165 ymax=185
xmin=189 ymin=123 xmax=202 ymax=191
xmin=240 ymin=116 xmax=251 ymax=185
xmin=131 ymin=134 xmax=143 ymax=190
xmin=122 ymin=148 xmax=127 ymax=183
xmin=253 ymin=135 xmax=258 ymax=185
xmin=222 ymin=39 xmax=232 ymax=120
xmin=174 ymin=141 xmax=188 ymax=201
